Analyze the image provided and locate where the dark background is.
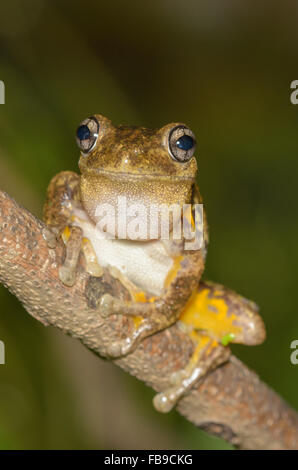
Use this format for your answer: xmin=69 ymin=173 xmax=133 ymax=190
xmin=0 ymin=0 xmax=297 ymax=449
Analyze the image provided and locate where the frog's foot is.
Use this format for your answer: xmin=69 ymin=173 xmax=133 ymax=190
xmin=153 ymin=335 xmax=230 ymax=413
xmin=99 ymin=293 xmax=155 ymax=319
xmin=59 ymin=226 xmax=83 ymax=287
xmin=42 ymin=226 xmax=58 ymax=249
xmin=59 ymin=265 xmax=76 ymax=287
xmin=99 ymin=293 xmax=116 ymax=318
xmin=105 ymin=319 xmax=154 ymax=358
xmin=81 ymin=237 xmax=104 ymax=277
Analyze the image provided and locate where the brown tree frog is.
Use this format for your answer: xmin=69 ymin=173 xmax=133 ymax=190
xmin=43 ymin=114 xmax=266 ymax=412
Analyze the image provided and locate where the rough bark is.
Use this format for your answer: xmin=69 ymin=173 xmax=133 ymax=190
xmin=0 ymin=189 xmax=297 ymax=450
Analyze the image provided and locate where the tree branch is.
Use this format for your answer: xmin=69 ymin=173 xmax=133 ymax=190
xmin=0 ymin=189 xmax=297 ymax=450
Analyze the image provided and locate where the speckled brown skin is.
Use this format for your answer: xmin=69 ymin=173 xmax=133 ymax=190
xmin=43 ymin=115 xmax=265 ymax=412
xmin=78 ymin=115 xmax=198 ymax=235
xmin=43 ymin=116 xmax=207 ymax=360
xmin=79 ymin=116 xmax=197 ymax=175
xmin=43 ymin=171 xmax=205 ymax=357
xmin=43 ymin=171 xmax=81 ymax=231
xmin=202 ymin=282 xmax=266 ymax=346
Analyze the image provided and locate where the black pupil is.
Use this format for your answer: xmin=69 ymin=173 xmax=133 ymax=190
xmin=77 ymin=124 xmax=91 ymax=141
xmin=176 ymin=135 xmax=194 ymax=151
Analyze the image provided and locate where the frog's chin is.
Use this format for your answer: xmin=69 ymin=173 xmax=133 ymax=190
xmin=79 ymin=165 xmax=195 ymax=182
xmin=80 ymin=171 xmax=194 ymax=239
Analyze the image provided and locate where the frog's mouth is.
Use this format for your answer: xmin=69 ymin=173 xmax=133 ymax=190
xmin=80 ymin=166 xmax=195 ymax=182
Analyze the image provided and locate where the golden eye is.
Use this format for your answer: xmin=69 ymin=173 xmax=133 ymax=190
xmin=76 ymin=116 xmax=99 ymax=154
xmin=168 ymin=125 xmax=196 ymax=162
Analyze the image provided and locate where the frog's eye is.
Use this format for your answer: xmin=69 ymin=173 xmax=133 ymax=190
xmin=168 ymin=125 xmax=196 ymax=163
xmin=76 ymin=117 xmax=99 ymax=154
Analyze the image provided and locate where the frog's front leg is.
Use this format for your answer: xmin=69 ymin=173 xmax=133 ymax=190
xmin=59 ymin=225 xmax=83 ymax=286
xmin=152 ymin=280 xmax=266 ymax=412
xmin=43 ymin=171 xmax=103 ymax=286
xmin=55 ymin=225 xmax=102 ymax=286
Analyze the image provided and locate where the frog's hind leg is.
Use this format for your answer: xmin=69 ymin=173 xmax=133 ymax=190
xmin=179 ymin=281 xmax=266 ymax=347
xmin=99 ymin=292 xmax=166 ymax=357
xmin=153 ymin=334 xmax=230 ymax=413
xmin=153 ymin=280 xmax=266 ymax=413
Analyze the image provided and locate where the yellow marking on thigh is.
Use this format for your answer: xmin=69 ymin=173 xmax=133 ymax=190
xmin=179 ymin=288 xmax=241 ymax=344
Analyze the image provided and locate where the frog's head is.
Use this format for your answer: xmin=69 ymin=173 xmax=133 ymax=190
xmin=77 ymin=114 xmax=198 ymax=239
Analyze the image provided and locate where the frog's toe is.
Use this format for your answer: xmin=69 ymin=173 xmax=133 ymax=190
xmin=106 ymin=338 xmax=134 ymax=358
xmin=153 ymin=366 xmax=203 ymax=413
xmin=42 ymin=227 xmax=57 ymax=249
xmin=59 ymin=266 xmax=76 ymax=287
xmin=153 ymin=336 xmax=231 ymax=413
xmin=153 ymin=391 xmax=176 ymax=413
xmin=86 ymin=262 xmax=103 ymax=277
xmin=106 ymin=321 xmax=154 ymax=358
xmin=106 ymin=341 xmax=123 ymax=358
xmin=99 ymin=294 xmax=116 ymax=318
xmin=169 ymin=369 xmax=188 ymax=386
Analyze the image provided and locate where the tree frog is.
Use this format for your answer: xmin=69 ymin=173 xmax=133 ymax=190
xmin=43 ymin=114 xmax=266 ymax=412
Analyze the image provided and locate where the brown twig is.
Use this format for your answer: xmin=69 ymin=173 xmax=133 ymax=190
xmin=0 ymin=189 xmax=297 ymax=449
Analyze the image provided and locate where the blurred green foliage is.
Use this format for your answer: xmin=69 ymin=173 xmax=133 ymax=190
xmin=0 ymin=0 xmax=297 ymax=449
